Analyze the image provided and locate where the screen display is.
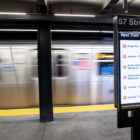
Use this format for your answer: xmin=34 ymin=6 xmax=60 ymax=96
xmin=120 ymin=31 xmax=140 ymax=109
xmin=100 ymin=63 xmax=114 ymax=75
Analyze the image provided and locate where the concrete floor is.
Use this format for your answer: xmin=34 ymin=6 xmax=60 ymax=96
xmin=0 ymin=110 xmax=130 ymax=140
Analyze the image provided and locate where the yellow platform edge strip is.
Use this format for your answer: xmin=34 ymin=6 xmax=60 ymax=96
xmin=0 ymin=104 xmax=116 ymax=116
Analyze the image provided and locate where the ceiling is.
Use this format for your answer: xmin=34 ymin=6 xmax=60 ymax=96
xmin=0 ymin=0 xmax=140 ymax=16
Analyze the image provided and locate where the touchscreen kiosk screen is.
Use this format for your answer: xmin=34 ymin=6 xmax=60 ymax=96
xmin=120 ymin=32 xmax=140 ymax=109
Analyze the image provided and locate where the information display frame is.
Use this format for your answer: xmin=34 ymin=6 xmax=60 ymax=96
xmin=114 ymin=15 xmax=140 ymax=111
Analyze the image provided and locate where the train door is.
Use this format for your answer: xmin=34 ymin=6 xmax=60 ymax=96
xmin=0 ymin=44 xmax=39 ymax=108
xmin=68 ymin=48 xmax=93 ymax=105
xmin=89 ymin=49 xmax=102 ymax=104
xmin=95 ymin=51 xmax=114 ymax=104
xmin=0 ymin=46 xmax=19 ymax=108
xmin=31 ymin=49 xmax=39 ymax=106
xmin=52 ymin=49 xmax=69 ymax=105
xmin=100 ymin=55 xmax=114 ymax=104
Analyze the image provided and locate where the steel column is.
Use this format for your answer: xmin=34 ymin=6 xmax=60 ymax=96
xmin=38 ymin=22 xmax=53 ymax=122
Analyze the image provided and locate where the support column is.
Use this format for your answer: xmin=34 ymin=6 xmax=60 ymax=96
xmin=131 ymin=126 xmax=140 ymax=140
xmin=131 ymin=110 xmax=140 ymax=140
xmin=38 ymin=22 xmax=53 ymax=122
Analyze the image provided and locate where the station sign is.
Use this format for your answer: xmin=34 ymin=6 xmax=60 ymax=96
xmin=114 ymin=16 xmax=140 ymax=110
xmin=118 ymin=16 xmax=140 ymax=30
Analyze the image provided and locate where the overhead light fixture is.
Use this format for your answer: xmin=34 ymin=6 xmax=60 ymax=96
xmin=0 ymin=29 xmax=37 ymax=32
xmin=54 ymin=14 xmax=96 ymax=17
xmin=51 ymin=30 xmax=113 ymax=33
xmin=101 ymin=31 xmax=113 ymax=33
xmin=0 ymin=29 xmax=113 ymax=33
xmin=51 ymin=30 xmax=100 ymax=33
xmin=0 ymin=12 xmax=27 ymax=15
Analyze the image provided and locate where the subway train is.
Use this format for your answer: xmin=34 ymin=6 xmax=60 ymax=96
xmin=0 ymin=41 xmax=114 ymax=109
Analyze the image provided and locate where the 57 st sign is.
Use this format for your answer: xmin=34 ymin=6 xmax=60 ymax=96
xmin=118 ymin=17 xmax=140 ymax=26
xmin=119 ymin=18 xmax=127 ymax=25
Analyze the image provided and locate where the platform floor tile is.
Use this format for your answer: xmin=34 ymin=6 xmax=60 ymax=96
xmin=0 ymin=110 xmax=130 ymax=140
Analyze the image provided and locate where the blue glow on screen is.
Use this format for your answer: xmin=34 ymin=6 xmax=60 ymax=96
xmin=101 ymin=64 xmax=114 ymax=75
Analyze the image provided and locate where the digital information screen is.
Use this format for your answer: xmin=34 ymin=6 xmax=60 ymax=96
xmin=100 ymin=63 xmax=114 ymax=75
xmin=120 ymin=31 xmax=140 ymax=110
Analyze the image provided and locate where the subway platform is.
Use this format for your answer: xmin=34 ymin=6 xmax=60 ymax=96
xmin=0 ymin=107 xmax=130 ymax=140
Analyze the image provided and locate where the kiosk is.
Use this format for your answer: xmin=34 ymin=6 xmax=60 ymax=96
xmin=114 ymin=15 xmax=140 ymax=140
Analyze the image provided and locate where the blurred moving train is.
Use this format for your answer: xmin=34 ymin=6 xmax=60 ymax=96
xmin=0 ymin=41 xmax=114 ymax=108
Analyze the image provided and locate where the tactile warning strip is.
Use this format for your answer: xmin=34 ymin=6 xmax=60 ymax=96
xmin=0 ymin=104 xmax=115 ymax=116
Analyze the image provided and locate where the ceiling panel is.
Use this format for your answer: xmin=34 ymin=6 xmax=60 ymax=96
xmin=0 ymin=0 xmax=140 ymax=16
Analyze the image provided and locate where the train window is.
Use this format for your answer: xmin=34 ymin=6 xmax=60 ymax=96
xmin=99 ymin=62 xmax=114 ymax=75
xmin=73 ymin=53 xmax=89 ymax=60
xmin=54 ymin=54 xmax=68 ymax=77
xmin=32 ymin=51 xmax=38 ymax=78
xmin=72 ymin=53 xmax=92 ymax=70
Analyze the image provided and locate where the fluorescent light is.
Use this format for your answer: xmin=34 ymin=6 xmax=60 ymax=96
xmin=0 ymin=29 xmax=113 ymax=34
xmin=0 ymin=12 xmax=27 ymax=15
xmin=51 ymin=30 xmax=100 ymax=33
xmin=51 ymin=30 xmax=113 ymax=33
xmin=0 ymin=29 xmax=37 ymax=32
xmin=54 ymin=14 xmax=96 ymax=17
xmin=101 ymin=31 xmax=113 ymax=33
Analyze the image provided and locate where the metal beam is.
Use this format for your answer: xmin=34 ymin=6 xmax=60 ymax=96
xmin=0 ymin=14 xmax=113 ymax=24
xmin=123 ymin=0 xmax=128 ymax=14
xmin=36 ymin=0 xmax=47 ymax=13
xmin=101 ymin=0 xmax=119 ymax=14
